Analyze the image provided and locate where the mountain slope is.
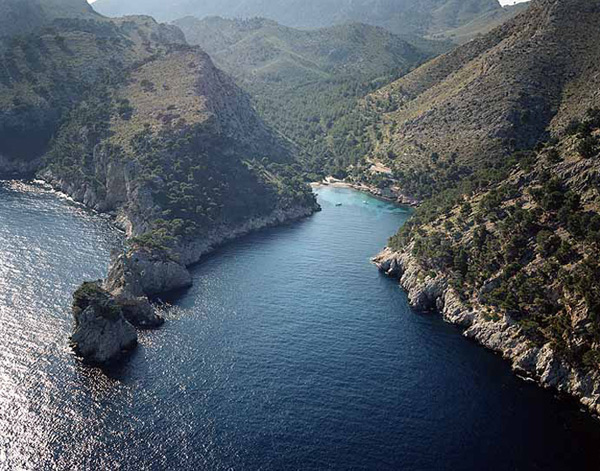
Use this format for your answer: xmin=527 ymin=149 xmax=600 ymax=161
xmin=362 ymin=0 xmax=600 ymax=199
xmin=374 ymin=0 xmax=600 ymax=415
xmin=174 ymin=16 xmax=445 ymax=177
xmin=175 ymin=17 xmax=429 ymax=82
xmin=0 ymin=13 xmax=185 ymax=174
xmin=93 ymin=0 xmax=504 ymax=38
xmin=428 ymin=2 xmax=530 ymax=43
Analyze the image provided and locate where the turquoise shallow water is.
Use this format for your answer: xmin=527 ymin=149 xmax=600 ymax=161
xmin=1 ymin=181 xmax=600 ymax=470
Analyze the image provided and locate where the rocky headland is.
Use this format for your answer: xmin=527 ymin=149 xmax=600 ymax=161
xmin=68 ymin=201 xmax=317 ymax=364
xmin=0 ymin=5 xmax=320 ymax=365
xmin=373 ymin=109 xmax=600 ymax=416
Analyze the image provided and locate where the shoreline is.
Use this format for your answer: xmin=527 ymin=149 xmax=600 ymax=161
xmin=311 ymin=179 xmax=421 ymax=207
xmin=373 ymin=246 xmax=600 ymax=419
xmin=29 ymin=172 xmax=320 ymax=364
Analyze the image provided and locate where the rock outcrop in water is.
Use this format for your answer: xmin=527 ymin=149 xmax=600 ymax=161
xmin=70 ymin=282 xmax=138 ymax=365
xmin=104 ymin=248 xmax=193 ymax=298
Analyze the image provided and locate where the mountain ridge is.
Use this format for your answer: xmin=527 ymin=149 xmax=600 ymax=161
xmin=355 ymin=0 xmax=599 ymax=200
xmin=174 ymin=15 xmax=445 ymax=178
xmin=93 ymin=0 xmax=508 ymax=39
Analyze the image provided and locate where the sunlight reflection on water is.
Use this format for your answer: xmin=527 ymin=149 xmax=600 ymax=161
xmin=1 ymin=182 xmax=600 ymax=470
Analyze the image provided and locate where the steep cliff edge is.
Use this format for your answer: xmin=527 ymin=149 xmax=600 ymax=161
xmin=376 ymin=110 xmax=600 ymax=415
xmin=70 ymin=282 xmax=138 ymax=365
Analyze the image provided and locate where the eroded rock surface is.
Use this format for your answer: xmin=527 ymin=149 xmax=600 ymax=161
xmin=70 ymin=282 xmax=137 ymax=365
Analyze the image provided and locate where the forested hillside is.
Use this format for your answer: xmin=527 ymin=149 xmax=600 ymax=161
xmin=378 ymin=108 xmax=600 ymax=412
xmin=174 ymin=16 xmax=447 ymax=178
xmin=0 ymin=13 xmax=184 ymax=173
xmin=0 ymin=1 xmax=317 ymax=304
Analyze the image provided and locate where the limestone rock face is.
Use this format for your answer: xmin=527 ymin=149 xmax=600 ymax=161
xmin=70 ymin=282 xmax=138 ymax=365
xmin=71 ymin=305 xmax=138 ymax=365
xmin=373 ymin=246 xmax=600 ymax=417
xmin=113 ymin=292 xmax=164 ymax=329
xmin=105 ymin=249 xmax=192 ymax=298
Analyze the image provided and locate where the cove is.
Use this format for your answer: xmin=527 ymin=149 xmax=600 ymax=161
xmin=1 ymin=181 xmax=600 ymax=470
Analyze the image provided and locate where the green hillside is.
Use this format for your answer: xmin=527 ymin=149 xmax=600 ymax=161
xmin=356 ymin=0 xmax=600 ymax=200
xmin=0 ymin=0 xmax=97 ymax=37
xmin=175 ymin=16 xmax=449 ymax=178
xmin=0 ymin=6 xmax=316 ymax=273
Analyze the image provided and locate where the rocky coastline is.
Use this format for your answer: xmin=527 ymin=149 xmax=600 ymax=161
xmin=40 ymin=167 xmax=319 ymax=364
xmin=103 ymin=202 xmax=319 ymax=298
xmin=373 ymin=246 xmax=600 ymax=417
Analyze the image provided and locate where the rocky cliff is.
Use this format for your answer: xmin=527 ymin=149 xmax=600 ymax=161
xmin=374 ymin=246 xmax=600 ymax=416
xmin=376 ymin=109 xmax=600 ymax=415
xmin=70 ymin=282 xmax=138 ymax=365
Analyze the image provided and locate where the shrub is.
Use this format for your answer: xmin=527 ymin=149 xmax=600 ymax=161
xmin=582 ymin=349 xmax=600 ymax=369
xmin=555 ymin=240 xmax=576 ymax=264
xmin=140 ymin=79 xmax=155 ymax=92
xmin=117 ymin=98 xmax=134 ymax=120
xmin=536 ymin=230 xmax=561 ymax=257
xmin=546 ymin=148 xmax=562 ymax=164
xmin=577 ymin=136 xmax=599 ymax=158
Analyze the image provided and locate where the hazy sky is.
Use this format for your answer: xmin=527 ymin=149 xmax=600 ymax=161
xmin=87 ymin=0 xmax=530 ymax=4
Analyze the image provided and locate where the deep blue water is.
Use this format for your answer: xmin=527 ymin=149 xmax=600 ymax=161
xmin=1 ymin=181 xmax=600 ymax=470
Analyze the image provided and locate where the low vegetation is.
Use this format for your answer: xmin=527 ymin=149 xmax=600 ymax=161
xmin=390 ymin=109 xmax=600 ymax=369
